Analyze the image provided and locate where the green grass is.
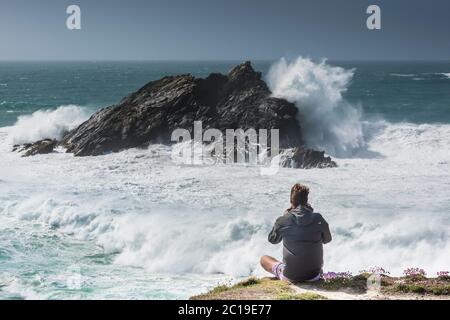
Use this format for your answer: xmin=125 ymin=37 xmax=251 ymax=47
xmin=201 ymin=278 xmax=263 ymax=296
xmin=437 ymin=275 xmax=450 ymax=282
xmin=389 ymin=282 xmax=450 ymax=296
xmin=208 ymin=285 xmax=232 ymax=295
xmin=319 ymin=275 xmax=368 ymax=293
xmin=191 ymin=277 xmax=304 ymax=300
xmin=235 ymin=277 xmax=260 ymax=287
xmin=404 ymin=275 xmax=428 ymax=283
xmin=192 ymin=274 xmax=450 ymax=300
xmin=278 ymin=292 xmax=328 ymax=300
xmin=430 ymin=286 xmax=450 ymax=295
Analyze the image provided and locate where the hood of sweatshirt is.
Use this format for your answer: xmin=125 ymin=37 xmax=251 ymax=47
xmin=288 ymin=205 xmax=315 ymax=226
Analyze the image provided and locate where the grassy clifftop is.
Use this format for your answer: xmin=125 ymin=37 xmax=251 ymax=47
xmin=191 ymin=274 xmax=450 ymax=300
xmin=191 ymin=278 xmax=328 ymax=300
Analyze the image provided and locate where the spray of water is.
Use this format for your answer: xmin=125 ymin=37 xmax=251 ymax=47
xmin=267 ymin=57 xmax=366 ymax=157
xmin=7 ymin=105 xmax=89 ymax=145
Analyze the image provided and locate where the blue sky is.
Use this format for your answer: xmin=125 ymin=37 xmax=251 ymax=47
xmin=1 ymin=0 xmax=449 ymax=61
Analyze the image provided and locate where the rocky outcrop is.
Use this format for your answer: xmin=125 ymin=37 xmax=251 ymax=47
xmin=13 ymin=139 xmax=57 ymax=157
xmin=62 ymin=61 xmax=303 ymax=156
xmin=16 ymin=61 xmax=336 ymax=168
xmin=282 ymin=148 xmax=336 ymax=169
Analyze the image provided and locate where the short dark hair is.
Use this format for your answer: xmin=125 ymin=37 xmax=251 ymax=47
xmin=290 ymin=183 xmax=309 ymax=207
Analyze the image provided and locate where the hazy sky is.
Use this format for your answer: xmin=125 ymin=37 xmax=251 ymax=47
xmin=1 ymin=0 xmax=449 ymax=61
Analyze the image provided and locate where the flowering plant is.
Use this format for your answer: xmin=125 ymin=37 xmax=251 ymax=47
xmin=359 ymin=266 xmax=390 ymax=276
xmin=403 ymin=268 xmax=426 ymax=277
xmin=322 ymin=271 xmax=353 ymax=281
xmin=437 ymin=271 xmax=449 ymax=277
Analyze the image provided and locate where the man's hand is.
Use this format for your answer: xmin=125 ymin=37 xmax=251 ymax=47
xmin=284 ymin=206 xmax=294 ymax=214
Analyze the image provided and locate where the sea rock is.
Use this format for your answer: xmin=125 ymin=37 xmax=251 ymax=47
xmin=20 ymin=61 xmax=335 ymax=168
xmin=62 ymin=61 xmax=303 ymax=156
xmin=15 ymin=139 xmax=58 ymax=157
xmin=281 ymin=147 xmax=336 ymax=169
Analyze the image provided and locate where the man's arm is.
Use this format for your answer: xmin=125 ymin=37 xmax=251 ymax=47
xmin=268 ymin=216 xmax=285 ymax=244
xmin=320 ymin=216 xmax=332 ymax=244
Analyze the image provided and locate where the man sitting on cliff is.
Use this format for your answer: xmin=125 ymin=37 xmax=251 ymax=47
xmin=260 ymin=183 xmax=332 ymax=282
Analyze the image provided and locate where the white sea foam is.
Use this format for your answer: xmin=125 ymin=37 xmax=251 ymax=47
xmin=439 ymin=73 xmax=450 ymax=79
xmin=6 ymin=105 xmax=90 ymax=145
xmin=390 ymin=73 xmax=415 ymax=77
xmin=267 ymin=57 xmax=366 ymax=157
xmin=1 ymin=120 xmax=449 ymax=285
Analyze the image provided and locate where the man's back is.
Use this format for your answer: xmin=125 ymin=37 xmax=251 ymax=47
xmin=268 ymin=205 xmax=332 ymax=281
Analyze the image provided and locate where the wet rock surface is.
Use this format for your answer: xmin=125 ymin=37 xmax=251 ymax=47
xmin=14 ymin=139 xmax=58 ymax=157
xmin=18 ymin=62 xmax=336 ymax=168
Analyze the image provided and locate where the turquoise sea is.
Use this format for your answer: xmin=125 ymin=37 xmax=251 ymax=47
xmin=0 ymin=60 xmax=449 ymax=299
xmin=1 ymin=61 xmax=450 ymax=127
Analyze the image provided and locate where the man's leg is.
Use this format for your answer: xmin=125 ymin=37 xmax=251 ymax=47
xmin=260 ymin=255 xmax=282 ymax=274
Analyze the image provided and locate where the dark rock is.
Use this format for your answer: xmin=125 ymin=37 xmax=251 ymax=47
xmin=62 ymin=61 xmax=303 ymax=156
xmin=55 ymin=61 xmax=336 ymax=168
xmin=16 ymin=139 xmax=58 ymax=157
xmin=281 ymin=147 xmax=337 ymax=169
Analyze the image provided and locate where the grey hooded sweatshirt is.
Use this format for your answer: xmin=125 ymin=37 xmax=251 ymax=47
xmin=268 ymin=205 xmax=332 ymax=282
